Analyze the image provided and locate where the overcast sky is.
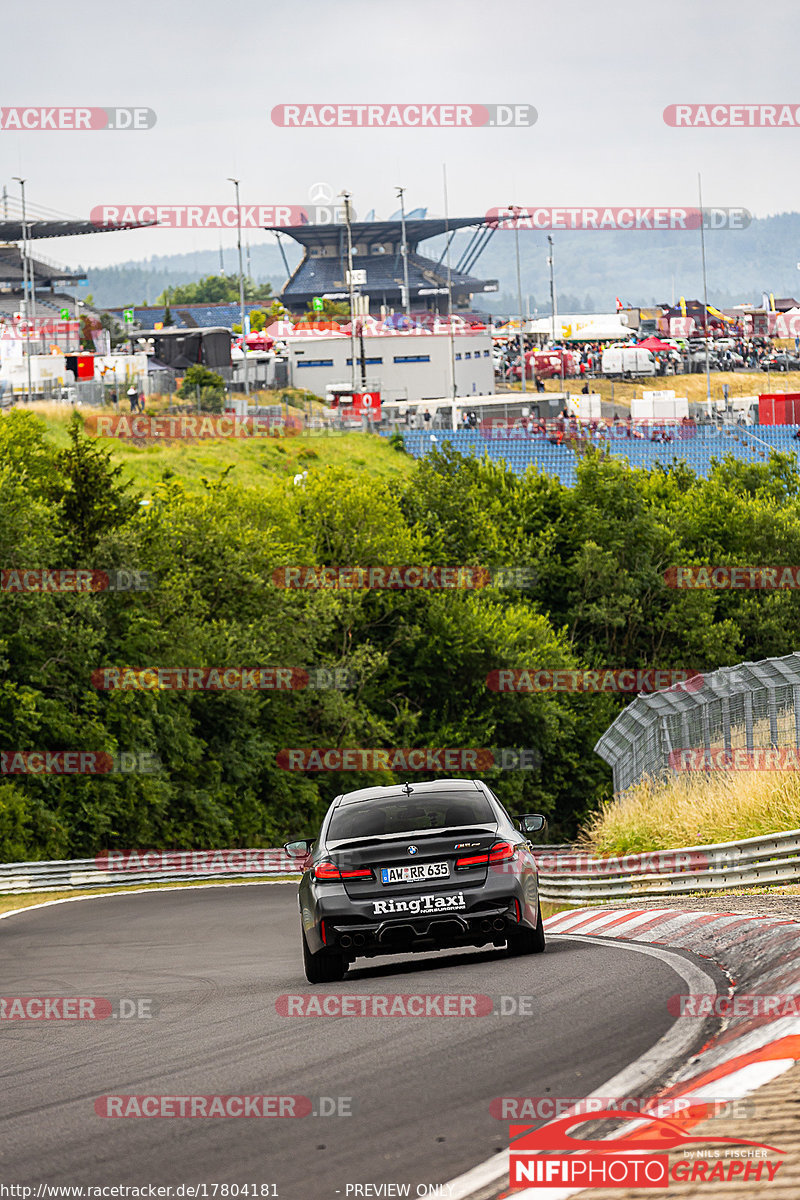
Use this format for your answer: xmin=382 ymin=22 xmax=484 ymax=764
xmin=2 ymin=0 xmax=796 ymax=270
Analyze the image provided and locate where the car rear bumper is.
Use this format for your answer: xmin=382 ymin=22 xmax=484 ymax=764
xmin=302 ymin=872 xmax=538 ymax=957
xmin=329 ymin=900 xmax=520 ymax=957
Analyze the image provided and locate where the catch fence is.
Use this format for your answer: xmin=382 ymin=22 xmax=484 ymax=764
xmin=595 ymin=651 xmax=800 ymax=794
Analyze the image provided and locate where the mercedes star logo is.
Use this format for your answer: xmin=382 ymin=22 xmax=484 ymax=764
xmin=308 ymin=181 xmax=334 ymax=205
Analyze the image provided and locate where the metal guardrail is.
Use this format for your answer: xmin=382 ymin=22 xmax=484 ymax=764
xmin=534 ymin=828 xmax=800 ymax=902
xmin=3 ymin=833 xmax=797 ymax=901
xmin=0 ymin=853 xmax=298 ymax=895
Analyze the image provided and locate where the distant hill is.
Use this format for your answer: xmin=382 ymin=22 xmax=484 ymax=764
xmin=76 ymin=244 xmax=297 ymax=308
xmin=75 ymin=212 xmax=800 ymax=314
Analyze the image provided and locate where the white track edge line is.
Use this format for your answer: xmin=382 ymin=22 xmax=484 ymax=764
xmin=444 ymin=934 xmax=720 ymax=1200
xmin=0 ymin=878 xmax=295 ymax=924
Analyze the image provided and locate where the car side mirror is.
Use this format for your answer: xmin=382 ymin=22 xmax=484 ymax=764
xmin=284 ymin=839 xmax=314 ymax=858
xmin=520 ymin=814 xmax=547 ymax=836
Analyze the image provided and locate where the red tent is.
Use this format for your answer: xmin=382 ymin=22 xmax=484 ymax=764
xmin=637 ymin=336 xmax=674 ymax=352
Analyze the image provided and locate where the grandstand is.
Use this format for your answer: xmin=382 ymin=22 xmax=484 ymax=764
xmin=105 ymin=301 xmax=270 ymax=330
xmin=400 ymin=424 xmax=798 ymax=485
xmin=266 ymin=217 xmax=499 ymax=315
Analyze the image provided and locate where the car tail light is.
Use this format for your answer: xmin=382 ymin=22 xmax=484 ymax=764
xmin=313 ymin=860 xmax=374 ymax=881
xmin=455 ymin=851 xmax=489 ymax=869
xmin=320 ymin=919 xmax=327 ymax=945
xmin=314 ymin=860 xmax=341 ymax=880
xmin=489 ymin=841 xmax=516 ymax=863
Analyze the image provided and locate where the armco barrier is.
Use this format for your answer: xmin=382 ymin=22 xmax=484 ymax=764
xmin=2 ymin=832 xmax=798 ymax=898
xmin=0 ymin=851 xmax=298 ymax=895
xmin=0 ymin=848 xmax=578 ymax=896
xmin=534 ymin=828 xmax=800 ymax=903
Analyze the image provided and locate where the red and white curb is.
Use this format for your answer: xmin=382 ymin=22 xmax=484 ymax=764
xmin=448 ymin=906 xmax=800 ymax=1199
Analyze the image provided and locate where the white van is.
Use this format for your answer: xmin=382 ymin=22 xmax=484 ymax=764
xmin=601 ymin=347 xmax=657 ymax=378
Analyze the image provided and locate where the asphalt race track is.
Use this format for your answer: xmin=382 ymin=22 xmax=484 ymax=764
xmin=1 ymin=886 xmax=703 ymax=1198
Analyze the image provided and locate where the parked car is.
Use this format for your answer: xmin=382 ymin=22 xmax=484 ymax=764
xmin=513 ymin=349 xmax=580 ymax=380
xmin=761 ymin=353 xmax=800 ymax=372
xmin=601 ymin=346 xmax=657 ymax=378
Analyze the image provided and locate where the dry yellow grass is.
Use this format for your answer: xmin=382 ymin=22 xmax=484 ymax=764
xmin=582 ymin=771 xmax=800 ymax=856
xmin=504 ymin=370 xmax=800 ymax=409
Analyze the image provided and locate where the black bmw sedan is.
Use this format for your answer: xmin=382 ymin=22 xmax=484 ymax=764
xmin=284 ymin=778 xmax=547 ymax=983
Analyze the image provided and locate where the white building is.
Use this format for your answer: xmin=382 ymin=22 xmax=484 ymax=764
xmin=286 ymin=331 xmax=494 ymax=405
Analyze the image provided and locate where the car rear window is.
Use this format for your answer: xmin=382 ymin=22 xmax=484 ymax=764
xmin=328 ymin=791 xmax=496 ymax=841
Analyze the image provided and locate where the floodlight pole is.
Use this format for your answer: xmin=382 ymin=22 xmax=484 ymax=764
xmin=443 ymin=164 xmax=456 ymax=401
xmin=341 ymin=191 xmax=359 ymax=394
xmin=13 ymin=177 xmax=33 ymax=404
xmin=396 ymin=186 xmax=411 ymax=321
xmin=228 ymin=177 xmax=248 ymax=394
xmin=548 ymin=234 xmax=556 ymax=346
xmin=509 ymin=205 xmax=526 ymax=393
xmin=698 ymin=173 xmax=712 ymax=411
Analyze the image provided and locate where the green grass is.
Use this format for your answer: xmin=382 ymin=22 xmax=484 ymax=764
xmin=22 ymin=407 xmax=414 ymax=496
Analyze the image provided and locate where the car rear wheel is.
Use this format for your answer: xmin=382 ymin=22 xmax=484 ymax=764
xmin=507 ymin=903 xmax=546 ymax=955
xmin=302 ymin=929 xmax=347 ymax=984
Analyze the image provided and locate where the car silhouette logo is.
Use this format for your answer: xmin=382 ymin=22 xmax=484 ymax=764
xmin=407 ymin=845 xmax=418 ymax=855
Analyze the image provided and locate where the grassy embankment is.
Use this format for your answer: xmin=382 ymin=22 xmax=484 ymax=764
xmin=22 ymin=400 xmax=413 ymax=496
xmin=583 ymin=771 xmax=800 ymax=856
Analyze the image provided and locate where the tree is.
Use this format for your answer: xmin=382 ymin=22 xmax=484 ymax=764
xmin=300 ymin=299 xmax=350 ymax=323
xmin=48 ymin=413 xmax=141 ymax=555
xmin=156 ymin=275 xmax=273 ymax=306
xmin=177 ymin=365 xmax=226 ymax=411
xmin=268 ymin=299 xmax=289 ymax=321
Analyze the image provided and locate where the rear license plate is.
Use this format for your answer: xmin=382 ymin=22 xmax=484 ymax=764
xmin=380 ymin=861 xmax=450 ymax=884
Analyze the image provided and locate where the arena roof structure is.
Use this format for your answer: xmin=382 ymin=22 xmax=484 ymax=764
xmin=0 ymin=215 xmax=155 ymax=294
xmin=0 ymin=244 xmax=85 ymax=287
xmin=0 ymin=218 xmax=156 ymax=241
xmin=265 ymin=216 xmax=498 ymax=314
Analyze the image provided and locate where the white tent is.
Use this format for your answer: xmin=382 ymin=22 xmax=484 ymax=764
xmin=563 ymin=323 xmax=634 ymax=342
